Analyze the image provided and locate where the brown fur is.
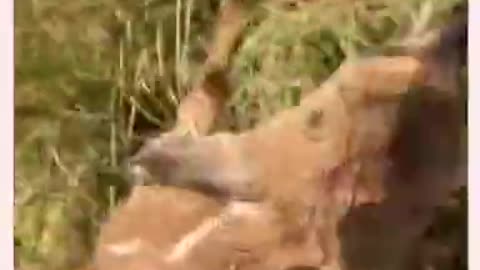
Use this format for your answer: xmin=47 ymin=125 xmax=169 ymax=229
xmin=115 ymin=7 xmax=467 ymax=270
xmin=93 ymin=186 xmax=327 ymax=270
xmin=127 ymin=55 xmax=428 ymax=269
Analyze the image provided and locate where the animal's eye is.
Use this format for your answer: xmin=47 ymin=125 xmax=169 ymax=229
xmin=306 ymin=109 xmax=324 ymax=128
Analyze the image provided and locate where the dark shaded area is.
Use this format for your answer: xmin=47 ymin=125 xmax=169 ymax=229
xmin=338 ymin=12 xmax=468 ymax=270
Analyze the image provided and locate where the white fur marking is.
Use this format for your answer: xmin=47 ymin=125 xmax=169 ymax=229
xmin=106 ymin=238 xmax=143 ymax=256
xmin=164 ymin=213 xmax=224 ymax=263
xmin=164 ymin=201 xmax=263 ymax=263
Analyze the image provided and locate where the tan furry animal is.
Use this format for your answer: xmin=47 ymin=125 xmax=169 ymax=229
xmin=125 ymin=57 xmax=421 ymax=268
xmin=128 ymin=11 xmax=466 ymax=268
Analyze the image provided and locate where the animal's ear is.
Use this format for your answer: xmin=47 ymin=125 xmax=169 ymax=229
xmin=172 ymin=0 xmax=252 ymax=136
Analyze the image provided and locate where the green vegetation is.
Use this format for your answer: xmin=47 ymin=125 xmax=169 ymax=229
xmin=14 ymin=0 xmax=465 ymax=269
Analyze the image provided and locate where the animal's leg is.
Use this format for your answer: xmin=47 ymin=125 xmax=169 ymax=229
xmin=335 ymin=16 xmax=466 ymax=102
xmin=334 ymin=56 xmax=424 ymax=101
xmin=173 ymin=0 xmax=252 ymax=136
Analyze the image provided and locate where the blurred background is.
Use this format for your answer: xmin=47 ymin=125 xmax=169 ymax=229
xmin=14 ymin=0 xmax=467 ymax=269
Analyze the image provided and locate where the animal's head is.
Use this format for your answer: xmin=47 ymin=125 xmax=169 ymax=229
xmin=126 ymin=132 xmax=259 ymax=200
xmin=127 ymin=134 xmax=196 ymax=186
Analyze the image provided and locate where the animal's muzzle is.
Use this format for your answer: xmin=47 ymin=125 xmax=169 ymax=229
xmin=125 ymin=158 xmax=154 ymax=186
